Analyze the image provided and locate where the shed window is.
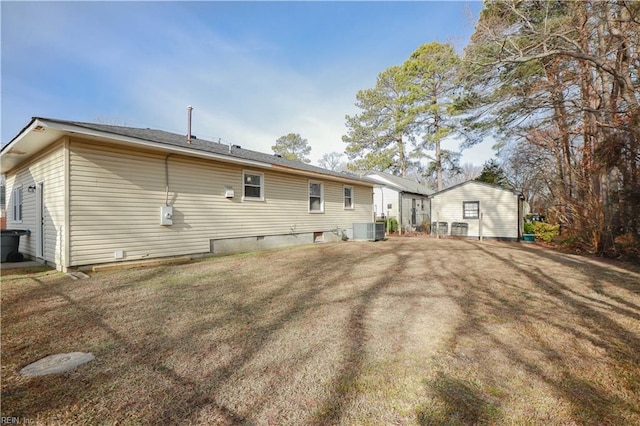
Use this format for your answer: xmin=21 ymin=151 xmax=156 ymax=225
xmin=243 ymin=171 xmax=264 ymax=201
xmin=12 ymin=187 xmax=23 ymax=222
xmin=463 ymin=201 xmax=479 ymax=219
xmin=309 ymin=181 xmax=324 ymax=213
xmin=344 ymin=186 xmax=353 ymax=209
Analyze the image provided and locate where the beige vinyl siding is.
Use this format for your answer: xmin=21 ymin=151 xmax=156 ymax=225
xmin=69 ymin=139 xmax=372 ymax=266
xmin=5 ymin=141 xmax=66 ymax=267
xmin=431 ymin=181 xmax=519 ymax=239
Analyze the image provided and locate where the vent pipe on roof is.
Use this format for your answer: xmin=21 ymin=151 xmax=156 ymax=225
xmin=187 ymin=105 xmax=193 ymax=144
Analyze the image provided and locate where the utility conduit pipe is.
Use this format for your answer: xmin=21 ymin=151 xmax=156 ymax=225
xmin=165 ymin=154 xmax=175 ymax=206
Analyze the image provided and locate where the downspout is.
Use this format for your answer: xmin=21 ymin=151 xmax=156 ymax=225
xmin=518 ymin=193 xmax=523 ymax=240
xmin=378 ymin=186 xmax=385 ymax=234
xmin=398 ymin=191 xmax=403 ymax=236
xmin=429 ymin=194 xmax=432 ymax=236
xmin=63 ymin=136 xmax=71 ymax=272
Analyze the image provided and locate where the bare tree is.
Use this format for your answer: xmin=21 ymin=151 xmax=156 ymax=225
xmin=318 ymin=152 xmax=347 ymax=171
xmin=463 ymin=0 xmax=640 ymax=254
xmin=445 ymin=162 xmax=482 ymax=187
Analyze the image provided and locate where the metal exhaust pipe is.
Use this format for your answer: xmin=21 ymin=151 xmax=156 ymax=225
xmin=187 ymin=105 xmax=193 ymax=144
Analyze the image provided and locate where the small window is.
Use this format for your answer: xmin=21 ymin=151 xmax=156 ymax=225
xmin=243 ymin=171 xmax=264 ymax=201
xmin=309 ymin=181 xmax=324 ymax=213
xmin=463 ymin=201 xmax=479 ymax=219
xmin=12 ymin=186 xmax=23 ymax=222
xmin=344 ymin=186 xmax=353 ymax=209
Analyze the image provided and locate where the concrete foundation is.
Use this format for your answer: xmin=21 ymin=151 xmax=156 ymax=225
xmin=210 ymin=230 xmax=351 ymax=256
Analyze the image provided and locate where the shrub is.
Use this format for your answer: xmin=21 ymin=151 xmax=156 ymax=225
xmin=523 ymin=222 xmax=534 ymax=234
xmin=557 ymin=234 xmax=578 ymax=246
xmin=532 ymin=222 xmax=559 ymax=243
xmin=422 ymin=219 xmax=431 ymax=234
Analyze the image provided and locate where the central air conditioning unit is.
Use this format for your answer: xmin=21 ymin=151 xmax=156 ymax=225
xmin=352 ymin=222 xmax=385 ymax=241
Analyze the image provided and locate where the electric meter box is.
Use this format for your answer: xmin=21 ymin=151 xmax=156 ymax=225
xmin=160 ymin=206 xmax=173 ymax=226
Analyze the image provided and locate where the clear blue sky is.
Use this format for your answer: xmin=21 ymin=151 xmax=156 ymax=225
xmin=1 ymin=1 xmax=491 ymax=165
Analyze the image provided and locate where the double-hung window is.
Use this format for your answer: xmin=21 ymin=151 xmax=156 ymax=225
xmin=463 ymin=201 xmax=479 ymax=219
xmin=243 ymin=171 xmax=264 ymax=201
xmin=309 ymin=181 xmax=324 ymax=213
xmin=344 ymin=186 xmax=353 ymax=209
xmin=12 ymin=186 xmax=23 ymax=222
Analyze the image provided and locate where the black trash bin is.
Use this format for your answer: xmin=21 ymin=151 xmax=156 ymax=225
xmin=1 ymin=229 xmax=31 ymax=262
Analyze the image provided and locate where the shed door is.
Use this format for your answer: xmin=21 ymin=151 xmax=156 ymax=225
xmin=411 ymin=199 xmax=417 ymax=226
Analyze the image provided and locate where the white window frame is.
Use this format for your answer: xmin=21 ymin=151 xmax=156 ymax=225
xmin=12 ymin=186 xmax=23 ymax=223
xmin=343 ymin=185 xmax=354 ymax=210
xmin=309 ymin=181 xmax=324 ymax=213
xmin=463 ymin=201 xmax=480 ymax=219
xmin=11 ymin=185 xmax=24 ymax=223
xmin=242 ymin=170 xmax=265 ymax=201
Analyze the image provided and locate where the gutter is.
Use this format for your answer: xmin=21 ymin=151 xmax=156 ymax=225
xmin=271 ymin=164 xmax=374 ymax=187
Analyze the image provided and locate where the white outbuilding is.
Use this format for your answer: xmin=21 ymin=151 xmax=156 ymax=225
xmin=429 ymin=180 xmax=524 ymax=241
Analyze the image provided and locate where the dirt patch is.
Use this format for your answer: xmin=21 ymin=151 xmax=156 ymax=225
xmin=1 ymin=238 xmax=639 ymax=424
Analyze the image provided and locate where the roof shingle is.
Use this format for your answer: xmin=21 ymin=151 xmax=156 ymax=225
xmin=35 ymin=117 xmax=371 ymax=184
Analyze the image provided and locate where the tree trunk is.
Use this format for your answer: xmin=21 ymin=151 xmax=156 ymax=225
xmin=397 ymin=134 xmax=407 ymax=177
xmin=545 ymin=60 xmax=573 ymax=202
xmin=435 ymin=140 xmax=442 ymax=191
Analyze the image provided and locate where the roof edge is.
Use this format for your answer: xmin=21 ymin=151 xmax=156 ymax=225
xmin=430 ymin=179 xmax=523 ymax=197
xmin=0 ymin=117 xmax=40 ymax=155
xmin=2 ymin=117 xmax=374 ymax=187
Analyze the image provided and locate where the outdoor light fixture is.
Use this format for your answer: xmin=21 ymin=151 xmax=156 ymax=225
xmin=27 ymin=185 xmax=36 ymax=193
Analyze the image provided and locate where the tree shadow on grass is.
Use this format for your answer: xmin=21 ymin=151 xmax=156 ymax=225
xmin=2 ymin=242 xmax=412 ymax=424
xmin=520 ymin=244 xmax=640 ymax=317
xmin=7 ymin=239 xmax=638 ymax=424
xmin=1 ymin=266 xmax=251 ymax=423
xmin=310 ymin=252 xmax=409 ymax=424
xmin=416 ymin=372 xmax=501 ymax=425
xmin=426 ymin=240 xmax=640 ymax=424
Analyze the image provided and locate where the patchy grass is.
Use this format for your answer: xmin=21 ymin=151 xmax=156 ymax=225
xmin=1 ymin=238 xmax=639 ymax=425
xmin=0 ymin=264 xmax=56 ymax=278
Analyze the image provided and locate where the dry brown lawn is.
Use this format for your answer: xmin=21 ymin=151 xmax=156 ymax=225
xmin=1 ymin=238 xmax=639 ymax=425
